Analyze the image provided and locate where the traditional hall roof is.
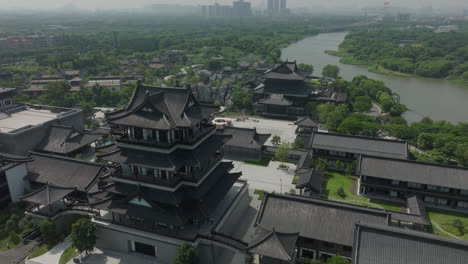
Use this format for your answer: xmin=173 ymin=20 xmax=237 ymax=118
xmin=27 ymin=152 xmax=105 ymax=191
xmin=248 ymin=225 xmax=299 ymax=261
xmin=295 ymin=169 xmax=323 ymax=197
xmin=256 ymin=193 xmax=390 ymax=246
xmin=295 ymin=116 xmax=318 ymax=128
xmin=99 ymin=134 xmax=230 ymax=171
xmin=353 ymin=223 xmax=468 ymax=264
xmin=358 ymin=156 xmax=468 ymax=190
xmin=257 ymin=94 xmax=293 ymax=106
xmin=106 ymin=83 xmax=219 ymax=130
xmin=21 ymin=183 xmax=75 ymax=205
xmin=258 ymin=61 xmax=308 ymax=81
xmin=0 ymin=152 xmax=33 ymax=163
xmin=219 ymin=127 xmax=271 ymax=150
xmin=253 ymin=80 xmax=314 ymax=97
xmin=36 ymin=125 xmax=102 ymax=155
xmin=309 ymin=132 xmax=409 ymax=159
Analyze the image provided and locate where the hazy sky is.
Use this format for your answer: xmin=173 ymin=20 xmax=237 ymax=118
xmin=1 ymin=0 xmax=467 ymax=10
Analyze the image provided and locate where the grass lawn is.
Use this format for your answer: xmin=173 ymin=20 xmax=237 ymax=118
xmin=292 ymin=175 xmax=298 ymax=184
xmin=59 ymin=245 xmax=79 ymax=264
xmin=427 ymin=209 xmax=468 ymax=240
xmin=253 ymin=189 xmax=265 ymax=200
xmin=0 ymin=235 xmax=22 ymax=252
xmin=322 ymin=172 xmax=402 ymax=212
xmin=245 ymin=157 xmax=271 ymax=167
xmin=29 ymin=243 xmax=54 ymax=259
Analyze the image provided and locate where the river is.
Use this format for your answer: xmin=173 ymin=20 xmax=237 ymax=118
xmin=281 ymin=31 xmax=468 ymax=123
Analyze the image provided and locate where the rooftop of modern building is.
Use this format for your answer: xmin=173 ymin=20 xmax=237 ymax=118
xmin=0 ymin=104 xmax=81 ymax=134
xmin=309 ymin=131 xmax=409 ymax=160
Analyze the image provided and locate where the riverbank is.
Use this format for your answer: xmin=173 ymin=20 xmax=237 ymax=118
xmin=325 ymin=49 xmax=468 ymax=86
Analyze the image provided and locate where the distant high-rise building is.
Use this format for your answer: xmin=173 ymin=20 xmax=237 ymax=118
xmin=233 ymin=0 xmax=252 ymax=17
xmin=280 ymin=0 xmax=286 ymax=9
xmin=268 ymin=0 xmax=274 ymax=12
xmin=267 ymin=0 xmax=288 ymax=16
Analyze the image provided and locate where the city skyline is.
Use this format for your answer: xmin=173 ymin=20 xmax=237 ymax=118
xmin=1 ymin=0 xmax=467 ymax=10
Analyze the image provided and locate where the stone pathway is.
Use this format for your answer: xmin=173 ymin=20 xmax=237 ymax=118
xmin=69 ymin=248 xmax=164 ymax=264
xmin=28 ymin=240 xmax=71 ymax=264
xmin=0 ymin=240 xmax=38 ymax=264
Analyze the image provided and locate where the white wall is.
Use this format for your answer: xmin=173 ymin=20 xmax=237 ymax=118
xmin=5 ymin=163 xmax=29 ymax=202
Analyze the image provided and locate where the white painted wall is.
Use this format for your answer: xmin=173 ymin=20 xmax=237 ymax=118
xmin=5 ymin=163 xmax=29 ymax=202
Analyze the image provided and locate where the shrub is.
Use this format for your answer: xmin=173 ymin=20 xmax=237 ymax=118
xmin=453 ymin=219 xmax=465 ymax=236
xmin=39 ymin=219 xmax=57 ymax=245
xmin=289 ymin=189 xmax=296 ymax=194
xmin=9 ymin=233 xmax=21 ymax=245
xmin=337 ymin=187 xmax=346 ymax=199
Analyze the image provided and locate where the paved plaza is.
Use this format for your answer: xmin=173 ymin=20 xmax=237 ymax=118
xmin=231 ymin=160 xmax=297 ymax=194
xmin=66 ymin=248 xmax=164 ymax=264
xmin=229 ymin=117 xmax=298 ymax=146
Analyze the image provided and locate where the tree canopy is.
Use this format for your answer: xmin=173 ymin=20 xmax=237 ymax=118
xmin=174 ymin=243 xmax=198 ymax=264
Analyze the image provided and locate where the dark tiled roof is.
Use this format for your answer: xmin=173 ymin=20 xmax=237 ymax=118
xmin=248 ymin=225 xmax=299 ymax=261
xmin=95 ymin=143 xmax=119 ymax=154
xmin=107 ymin=84 xmax=219 ymax=130
xmin=407 ymin=195 xmax=428 ymax=222
xmin=257 ymin=94 xmax=293 ymax=106
xmin=0 ymin=87 xmax=16 ymax=94
xmin=37 ymin=125 xmax=102 ymax=155
xmin=295 ymin=116 xmax=318 ymax=128
xmin=220 ymin=127 xmax=270 ymax=150
xmin=99 ymin=134 xmax=230 ymax=171
xmin=358 ymin=156 xmax=468 ymax=189
xmin=259 ymin=61 xmax=307 ymax=81
xmin=27 ymin=152 xmax=104 ymax=191
xmin=309 ymin=132 xmax=408 ymax=159
xmin=0 ymin=152 xmax=33 ymax=162
xmin=21 ymin=183 xmax=75 ymax=205
xmin=353 ymin=223 xmax=468 ymax=264
xmin=256 ymin=193 xmax=390 ymax=246
xmin=296 ymin=169 xmax=323 ymax=194
xmin=295 ymin=150 xmax=313 ymax=173
xmin=254 ymin=80 xmax=314 ymax=97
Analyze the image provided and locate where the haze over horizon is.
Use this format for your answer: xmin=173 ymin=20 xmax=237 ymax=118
xmin=1 ymin=0 xmax=467 ymax=11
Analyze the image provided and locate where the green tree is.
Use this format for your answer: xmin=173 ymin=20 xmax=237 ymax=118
xmin=81 ymin=102 xmax=96 ymax=125
xmin=304 ymin=102 xmax=318 ymax=116
xmin=275 ymin=142 xmax=291 ymax=166
xmin=271 ymin=135 xmax=281 ymax=147
xmin=345 ymin=163 xmax=353 ymax=175
xmin=174 ymin=243 xmax=198 ymax=264
xmin=231 ymin=87 xmax=253 ymax=111
xmin=298 ymin=63 xmax=314 ymax=74
xmin=335 ymin=160 xmax=342 ymax=170
xmin=352 ymin=96 xmax=372 ymax=112
xmin=322 ymin=64 xmax=340 ymax=79
xmin=293 ymin=138 xmax=304 ymax=150
xmin=316 ymin=158 xmax=328 ymax=171
xmin=324 ymin=105 xmax=349 ymax=131
xmin=70 ymin=218 xmax=97 ymax=255
xmin=39 ymin=219 xmax=57 ymax=245
xmin=417 ymin=133 xmax=434 ymax=151
xmin=38 ymin=81 xmax=73 ymax=107
xmin=455 ymin=144 xmax=468 ymax=166
xmin=206 ymin=59 xmax=223 ymax=71
xmin=327 ymin=255 xmax=350 ymax=264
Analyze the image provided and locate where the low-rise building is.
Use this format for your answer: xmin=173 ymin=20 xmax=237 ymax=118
xmin=308 ymin=132 xmax=408 ymax=170
xmin=218 ymin=127 xmax=270 ymax=161
xmin=357 ymin=155 xmax=468 ymax=211
xmin=0 ymin=102 xmax=83 ymax=155
xmin=0 ymin=152 xmax=32 ymax=208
